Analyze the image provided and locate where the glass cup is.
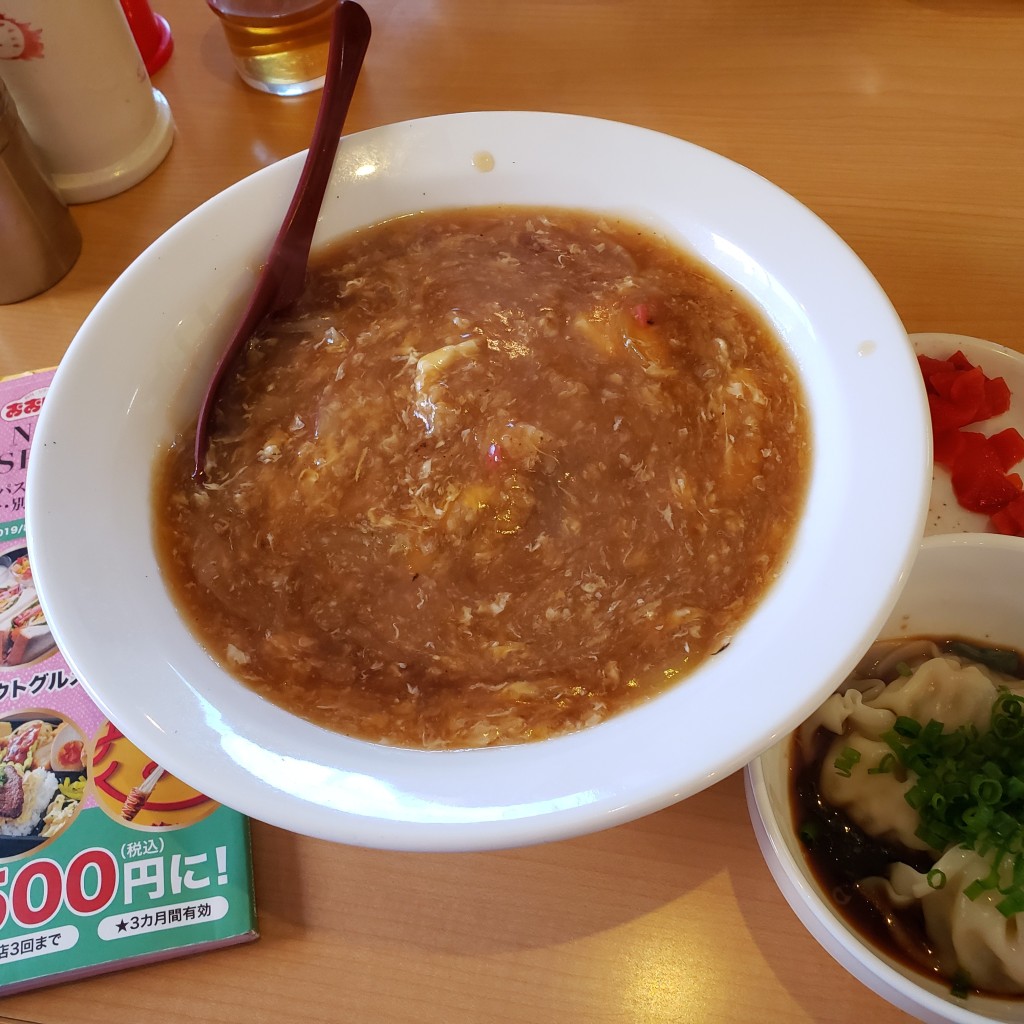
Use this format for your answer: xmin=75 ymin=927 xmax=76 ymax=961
xmin=206 ymin=0 xmax=335 ymax=96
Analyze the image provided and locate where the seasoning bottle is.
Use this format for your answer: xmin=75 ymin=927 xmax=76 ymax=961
xmin=0 ymin=77 xmax=81 ymax=304
xmin=0 ymin=1 xmax=174 ymax=204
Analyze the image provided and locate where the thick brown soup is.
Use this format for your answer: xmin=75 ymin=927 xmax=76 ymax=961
xmin=154 ymin=207 xmax=810 ymax=748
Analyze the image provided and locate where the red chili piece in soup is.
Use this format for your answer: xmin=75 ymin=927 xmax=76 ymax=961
xmin=154 ymin=207 xmax=810 ymax=748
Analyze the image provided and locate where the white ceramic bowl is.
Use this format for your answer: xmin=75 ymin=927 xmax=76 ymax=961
xmin=746 ymin=533 xmax=1024 ymax=1023
xmin=27 ymin=111 xmax=930 ymax=851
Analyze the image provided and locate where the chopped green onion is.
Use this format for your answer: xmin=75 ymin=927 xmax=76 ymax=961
xmin=991 ymin=811 xmax=1017 ymax=839
xmin=943 ymin=731 xmax=967 ymax=757
xmin=904 ymin=786 xmax=927 ymax=811
xmin=833 ymin=747 xmax=861 ymax=778
xmin=949 ymin=641 xmax=1020 ymax=676
xmin=971 ymin=777 xmax=1002 ymax=805
xmin=963 ymin=879 xmax=987 ymax=901
xmin=961 ymin=805 xmax=992 ymax=831
xmin=950 ymin=971 xmax=972 ymax=1000
xmin=798 ymin=820 xmax=821 ymax=848
xmin=927 ymin=869 xmax=947 ymax=890
xmin=997 ymin=890 xmax=1024 ymax=918
xmin=865 ymin=685 xmax=1024 ymax=917
xmin=894 ymin=716 xmax=921 ymax=738
xmin=867 ymin=753 xmax=896 ymax=775
xmin=993 ymin=694 xmax=1024 ymax=741
xmin=896 ymin=661 xmax=913 ymax=677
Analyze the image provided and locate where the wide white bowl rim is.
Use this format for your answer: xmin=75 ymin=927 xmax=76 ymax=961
xmin=26 ymin=111 xmax=930 ymax=850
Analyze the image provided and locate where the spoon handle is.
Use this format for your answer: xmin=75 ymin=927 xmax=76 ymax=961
xmin=192 ymin=0 xmax=372 ymax=481
xmin=265 ymin=0 xmax=372 ymax=307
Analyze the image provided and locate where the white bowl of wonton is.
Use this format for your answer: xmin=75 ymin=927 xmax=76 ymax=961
xmin=26 ymin=111 xmax=930 ymax=851
xmin=747 ymin=533 xmax=1024 ymax=1023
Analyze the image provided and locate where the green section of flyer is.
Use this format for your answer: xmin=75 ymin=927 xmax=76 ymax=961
xmin=0 ymin=807 xmax=256 ymax=989
xmin=0 ymin=521 xmax=25 ymax=542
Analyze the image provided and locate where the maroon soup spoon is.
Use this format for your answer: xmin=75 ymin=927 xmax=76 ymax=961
xmin=192 ymin=0 xmax=372 ymax=481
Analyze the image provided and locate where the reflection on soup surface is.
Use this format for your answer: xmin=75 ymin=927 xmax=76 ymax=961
xmin=155 ymin=207 xmax=810 ymax=748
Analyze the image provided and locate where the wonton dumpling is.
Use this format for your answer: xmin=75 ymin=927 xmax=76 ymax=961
xmin=874 ymin=847 xmax=1024 ymax=994
xmin=812 ymin=657 xmax=1018 ymax=851
xmin=820 ymin=732 xmax=930 ymax=851
xmin=797 ymin=678 xmax=888 ymax=752
xmin=870 ymin=657 xmax=1005 ymax=733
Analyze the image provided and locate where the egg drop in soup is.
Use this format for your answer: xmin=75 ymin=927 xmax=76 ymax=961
xmin=154 ymin=207 xmax=811 ymax=748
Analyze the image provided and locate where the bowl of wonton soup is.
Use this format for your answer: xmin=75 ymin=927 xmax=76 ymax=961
xmin=747 ymin=533 xmax=1024 ymax=1024
xmin=27 ymin=111 xmax=930 ymax=851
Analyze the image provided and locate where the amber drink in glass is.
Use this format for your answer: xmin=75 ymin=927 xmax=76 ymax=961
xmin=207 ymin=0 xmax=335 ymax=96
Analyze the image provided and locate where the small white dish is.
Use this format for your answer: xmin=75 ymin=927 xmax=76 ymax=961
xmin=911 ymin=332 xmax=1024 ymax=537
xmin=747 ymin=533 xmax=1024 ymax=1022
xmin=26 ymin=111 xmax=930 ymax=851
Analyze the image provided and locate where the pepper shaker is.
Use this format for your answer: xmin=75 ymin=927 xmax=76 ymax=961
xmin=0 ymin=1 xmax=174 ymax=204
xmin=0 ymin=77 xmax=81 ymax=304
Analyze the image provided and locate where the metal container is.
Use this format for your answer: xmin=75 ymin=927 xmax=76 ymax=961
xmin=0 ymin=78 xmax=81 ymax=304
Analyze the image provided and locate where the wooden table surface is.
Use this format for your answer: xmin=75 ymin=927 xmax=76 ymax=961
xmin=3 ymin=1 xmax=1024 ymax=1021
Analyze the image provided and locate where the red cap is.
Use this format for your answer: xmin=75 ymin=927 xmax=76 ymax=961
xmin=120 ymin=0 xmax=174 ymax=75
